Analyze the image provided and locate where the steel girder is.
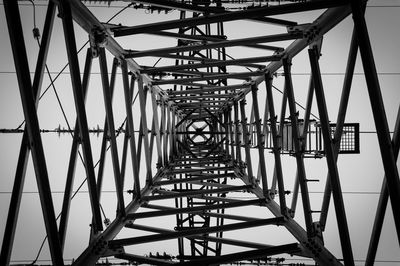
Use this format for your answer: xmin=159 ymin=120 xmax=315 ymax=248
xmin=1 ymin=0 xmax=399 ymax=265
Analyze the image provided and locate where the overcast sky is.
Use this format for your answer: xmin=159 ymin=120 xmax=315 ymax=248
xmin=0 ymin=0 xmax=399 ymax=265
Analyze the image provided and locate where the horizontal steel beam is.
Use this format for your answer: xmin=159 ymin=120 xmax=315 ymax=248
xmin=170 ymin=94 xmax=234 ymax=100
xmin=154 ymin=173 xmax=235 ymax=186
xmin=168 ymin=166 xmax=234 ymax=174
xmin=141 ymin=55 xmax=281 ymax=74
xmin=177 ymin=243 xmax=301 ymax=266
xmin=152 ymin=71 xmax=265 ymax=85
xmin=142 ymin=185 xmax=252 ymax=201
xmin=127 ymin=199 xmax=263 ymax=219
xmin=116 ymin=252 xmax=176 ymax=265
xmin=125 ymin=223 xmax=273 ymax=249
xmin=175 ymin=100 xmax=229 ymax=106
xmin=168 ymin=83 xmax=250 ymax=95
xmin=126 ymin=32 xmax=302 ymax=58
xmin=113 ymin=0 xmax=347 ymax=35
xmin=110 ymin=217 xmax=285 ymax=246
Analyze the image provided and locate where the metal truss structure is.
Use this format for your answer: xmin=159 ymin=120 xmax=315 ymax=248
xmin=1 ymin=0 xmax=399 ymax=265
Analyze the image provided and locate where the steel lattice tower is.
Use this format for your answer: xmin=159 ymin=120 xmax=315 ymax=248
xmin=1 ymin=0 xmax=399 ymax=265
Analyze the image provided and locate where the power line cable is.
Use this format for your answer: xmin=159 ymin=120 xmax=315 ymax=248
xmin=22 ymin=2 xmax=135 ymax=263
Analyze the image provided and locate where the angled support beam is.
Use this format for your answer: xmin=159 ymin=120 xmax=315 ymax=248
xmin=59 ymin=48 xmax=93 ymax=250
xmin=59 ymin=0 xmax=103 ymax=233
xmin=121 ymin=60 xmax=141 ymax=198
xmin=240 ymin=99 xmax=255 ymax=184
xmin=227 ymin=108 xmax=235 ymax=160
xmin=203 ymin=108 xmax=224 ymax=127
xmin=251 ymin=85 xmax=270 ymax=199
xmin=233 ymin=101 xmax=242 ymax=163
xmin=171 ymin=105 xmax=177 ymax=157
xmin=177 ymin=139 xmax=197 ymax=159
xmin=223 ymin=110 xmax=231 ymax=154
xmin=291 ymin=73 xmax=315 ymax=216
xmin=271 ymin=81 xmax=287 ymax=195
xmin=175 ymin=108 xmax=196 ymax=128
xmin=309 ymin=47 xmax=354 ymax=265
xmin=72 ymin=168 xmax=169 ymax=265
xmin=161 ymin=101 xmax=168 ymax=165
xmin=120 ymin=74 xmax=137 ymax=190
xmin=350 ymin=0 xmax=400 ymax=234
xmin=366 ymin=105 xmax=400 ymax=265
xmin=138 ymin=78 xmax=153 ymax=184
xmin=264 ymin=75 xmax=287 ymax=214
xmin=1 ymin=1 xmax=58 ymax=264
xmin=136 ymin=85 xmax=149 ymax=173
xmin=319 ymin=28 xmax=358 ymax=229
xmin=150 ymin=88 xmax=163 ymax=167
xmin=204 ymin=137 xmax=227 ymax=158
xmin=99 ymin=49 xmax=125 ymax=216
xmin=283 ymin=58 xmax=314 ymax=237
xmin=96 ymin=57 xmax=118 ymax=202
xmin=3 ymin=1 xmax=64 ymax=265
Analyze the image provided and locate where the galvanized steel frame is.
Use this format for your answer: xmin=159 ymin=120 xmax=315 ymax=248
xmin=1 ymin=0 xmax=399 ymax=265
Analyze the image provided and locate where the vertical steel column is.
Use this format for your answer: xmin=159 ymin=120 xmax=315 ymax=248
xmin=138 ymin=78 xmax=153 ymax=184
xmin=283 ymin=58 xmax=314 ymax=236
xmin=59 ymin=48 xmax=93 ymax=250
xmin=3 ymin=1 xmax=64 ymax=265
xmin=59 ymin=0 xmax=103 ymax=233
xmin=319 ymin=29 xmax=358 ymax=229
xmin=251 ymin=84 xmax=269 ymax=197
xmin=309 ymin=47 xmax=354 ymax=265
xmin=264 ymin=75 xmax=287 ymax=213
xmin=350 ymin=0 xmax=400 ymax=233
xmin=239 ymin=99 xmax=254 ymax=183
xmin=121 ymin=60 xmax=141 ymax=198
xmin=98 ymin=48 xmax=125 ymax=215
xmin=0 ymin=2 xmax=56 ymax=264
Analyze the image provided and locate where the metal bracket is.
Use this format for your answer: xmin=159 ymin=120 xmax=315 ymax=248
xmin=90 ymin=27 xmax=108 ymax=58
xmin=287 ymin=23 xmax=320 ymax=42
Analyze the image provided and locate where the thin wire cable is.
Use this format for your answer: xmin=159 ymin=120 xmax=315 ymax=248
xmin=25 ymin=2 xmax=135 ymax=263
xmin=211 ymin=47 xmax=320 ymax=120
xmin=14 ymin=2 xmax=134 ymax=130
